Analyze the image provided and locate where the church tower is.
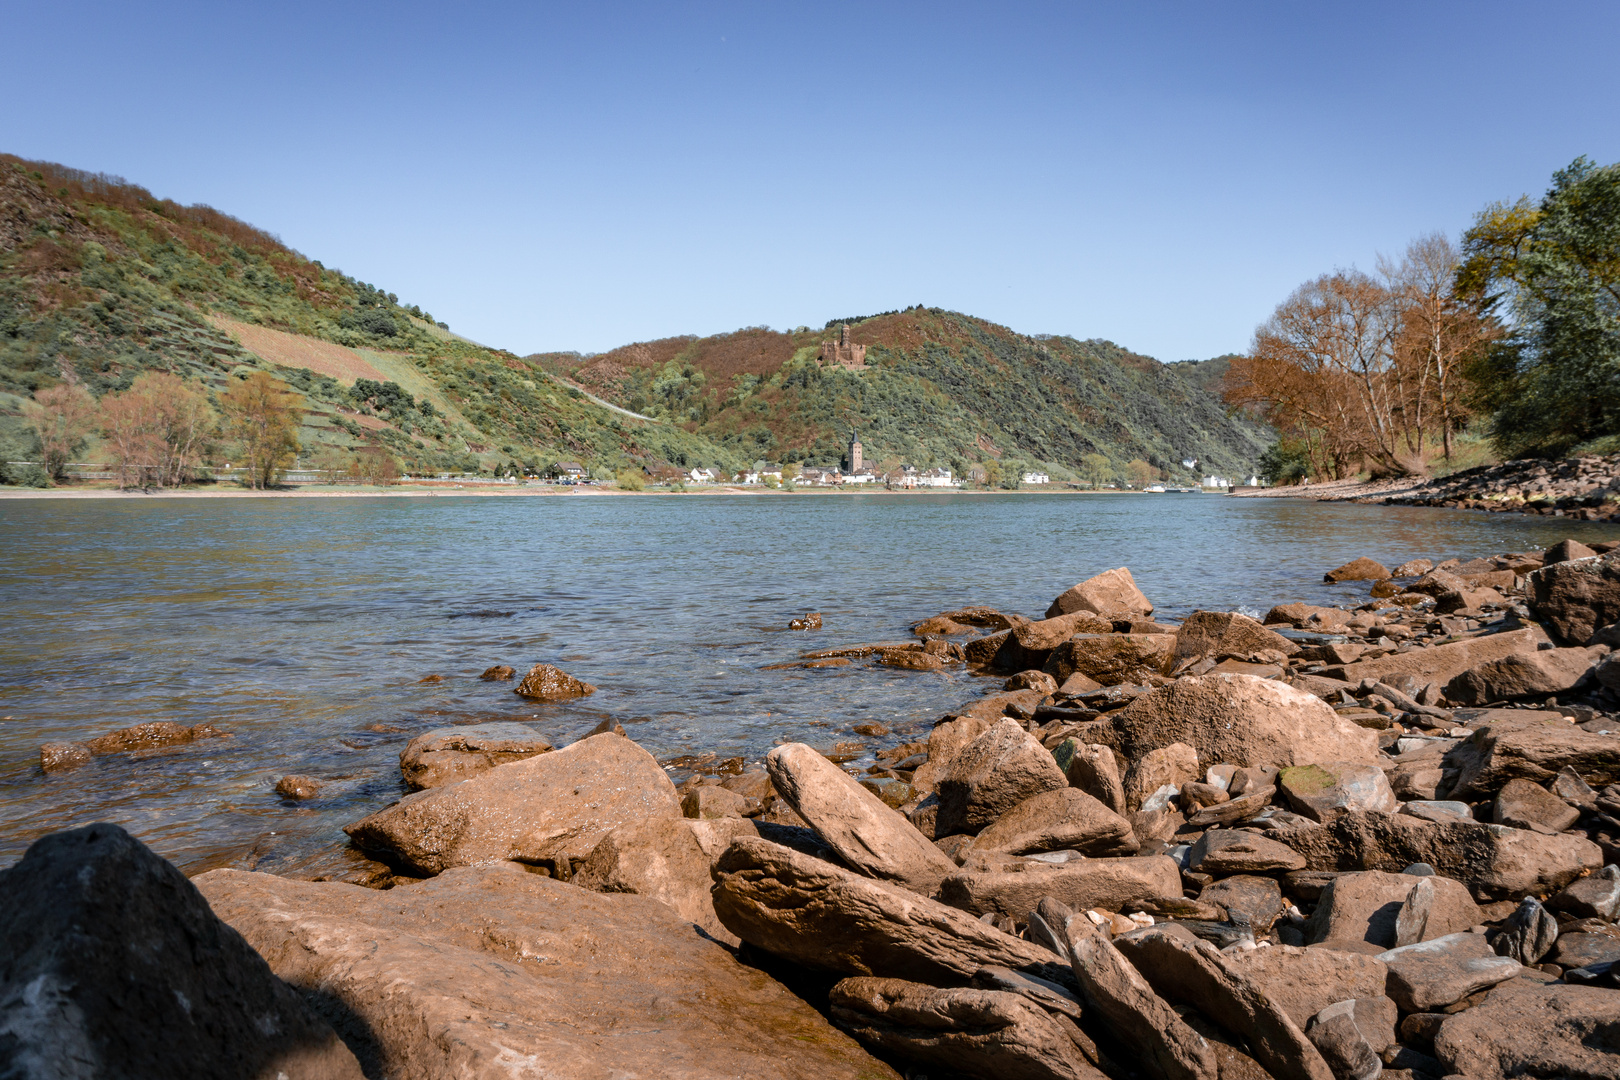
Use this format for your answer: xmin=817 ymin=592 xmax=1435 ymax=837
xmin=848 ymin=427 xmax=863 ymax=473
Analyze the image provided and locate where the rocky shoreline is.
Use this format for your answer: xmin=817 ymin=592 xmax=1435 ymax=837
xmin=10 ymin=546 xmax=1620 ymax=1078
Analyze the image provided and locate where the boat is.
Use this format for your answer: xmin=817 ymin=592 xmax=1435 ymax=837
xmin=1145 ymin=484 xmax=1166 ymax=493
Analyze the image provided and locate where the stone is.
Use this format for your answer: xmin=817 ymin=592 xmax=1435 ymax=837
xmin=1189 ymin=829 xmax=1306 ymax=875
xmin=1392 ymin=558 xmax=1435 ymax=578
xmin=971 ymin=787 xmax=1138 ymax=857
xmin=275 ymin=774 xmax=322 ymax=799
xmin=1006 ymin=669 xmax=1060 ymax=694
xmin=789 ymin=611 xmax=823 ymax=630
xmin=1494 ymin=777 xmax=1582 ymax=832
xmin=938 ymin=854 xmax=1182 ymax=919
xmin=512 ymin=661 xmax=596 ymax=699
xmin=1376 ymin=933 xmax=1523 ymax=1012
xmin=1398 ymin=800 xmax=1472 ymax=825
xmin=1270 ymin=811 xmax=1601 ymax=900
xmin=1548 ymin=865 xmax=1620 ymax=919
xmin=683 ymin=784 xmax=749 ymax=819
xmin=1445 ymin=647 xmax=1597 ymax=705
xmin=1393 ymin=876 xmax=1435 ymax=947
xmin=828 ymin=977 xmax=1105 ymax=1080
xmin=1 ymin=824 xmax=363 ymax=1080
xmin=1058 ymin=670 xmax=1105 ymax=695
xmin=82 ymin=720 xmax=228 ymax=754
xmin=1101 ymin=674 xmax=1382 ymax=772
xmin=1056 ymin=741 xmax=1127 ymax=815
xmin=1304 ymin=870 xmax=1481 ymax=948
xmin=1491 ymin=897 xmax=1558 ymax=965
xmin=1180 ymin=781 xmax=1230 ymax=810
xmin=1434 ymin=981 xmax=1620 ymax=1080
xmin=1322 ymin=626 xmax=1549 ymax=687
xmin=711 ymin=837 xmax=1074 ymax=987
xmin=1266 ymin=603 xmax=1354 ymax=629
xmin=1446 ymin=715 xmax=1620 ymax=798
xmin=1549 ymin=931 xmax=1620 ymax=969
xmin=397 ymin=721 xmax=553 ymax=790
xmin=1174 ymin=610 xmax=1300 ymax=663
xmin=198 ymin=859 xmax=891 ymax=1080
xmin=765 ymin=741 xmax=958 ymax=894
xmin=344 ymin=732 xmax=680 ymax=875
xmin=1046 ymin=567 xmax=1154 ymax=620
xmin=38 ymin=741 xmax=91 ymax=771
xmin=1223 ymin=946 xmax=1389 ymax=1030
xmin=1545 ymin=538 xmax=1599 ymax=565
xmin=1325 ymin=557 xmax=1391 ymax=582
xmin=964 ymin=629 xmax=1012 ymax=665
xmin=1113 ymin=930 xmax=1335 ymax=1080
xmin=575 ymin=816 xmax=761 ymax=944
xmin=910 ymin=714 xmax=995 ymax=794
xmin=1279 ymin=762 xmax=1399 ymax=821
xmin=478 ymin=663 xmax=515 ymax=680
xmin=1198 ymin=875 xmax=1285 ymax=932
xmin=1186 ymin=787 xmax=1278 ymax=827
xmin=1527 ymin=549 xmax=1620 ymax=644
xmin=1043 ymin=634 xmax=1174 ymax=686
xmin=1123 ymin=742 xmax=1200 ymax=812
xmin=994 ymin=611 xmax=1117 ymax=672
xmin=937 ymin=719 xmax=1069 ymax=836
xmin=1305 ymin=1001 xmax=1381 ymax=1080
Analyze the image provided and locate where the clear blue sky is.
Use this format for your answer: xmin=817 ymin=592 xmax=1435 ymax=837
xmin=6 ymin=2 xmax=1618 ymax=361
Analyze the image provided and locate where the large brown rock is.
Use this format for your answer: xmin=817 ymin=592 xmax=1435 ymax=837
xmin=512 ymin=662 xmax=596 ymax=699
xmin=1043 ymin=634 xmax=1174 ymax=686
xmin=1122 ymin=742 xmax=1200 ymax=812
xmin=1325 ymin=557 xmax=1390 ymax=582
xmin=766 ymin=742 xmax=957 ymax=894
xmin=197 ymin=860 xmax=893 ymax=1080
xmin=1434 ymin=980 xmax=1620 ymax=1080
xmin=936 ymin=719 xmax=1069 ymax=836
xmin=1277 ymin=761 xmax=1398 ymax=821
xmin=1375 ymin=933 xmax=1522 ymax=1012
xmin=1527 ymin=549 xmax=1620 ymax=644
xmin=1222 ymin=945 xmax=1388 ymax=1030
xmin=1 ymin=824 xmax=363 ymax=1080
xmin=1099 ymin=674 xmax=1381 ymax=772
xmin=1173 ymin=611 xmax=1299 ymax=663
xmin=1055 ymin=740 xmax=1127 ymax=814
xmin=1445 ymin=646 xmax=1598 ymax=705
xmin=1446 ymin=714 xmax=1620 ymax=798
xmin=398 ymin=721 xmax=553 ymax=790
xmin=1046 ymin=567 xmax=1154 ymax=620
xmin=971 ymin=787 xmax=1138 ymax=857
xmin=1188 ymin=829 xmax=1306 ymax=875
xmin=910 ymin=714 xmax=995 ymax=794
xmin=938 ymin=855 xmax=1183 ymax=918
xmin=344 ymin=732 xmax=680 ymax=875
xmin=1264 ymin=604 xmax=1353 ymax=630
xmin=1495 ymin=777 xmax=1582 ymax=832
xmin=1303 ymin=870 xmax=1480 ymax=947
xmin=994 ymin=612 xmax=1115 ymax=672
xmin=1321 ymin=626 xmax=1549 ymax=685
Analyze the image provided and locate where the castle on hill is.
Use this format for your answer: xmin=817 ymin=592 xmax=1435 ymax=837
xmin=820 ymin=325 xmax=867 ymax=370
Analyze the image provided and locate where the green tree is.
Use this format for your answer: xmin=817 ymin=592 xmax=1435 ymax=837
xmin=1081 ymin=452 xmax=1112 ymax=488
xmin=1257 ymin=437 xmax=1311 ymax=485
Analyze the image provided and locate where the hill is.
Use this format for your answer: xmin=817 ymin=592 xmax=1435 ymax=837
xmin=1 ymin=154 xmax=1269 ymax=482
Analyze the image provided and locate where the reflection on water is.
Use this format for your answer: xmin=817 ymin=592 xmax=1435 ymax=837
xmin=2 ymin=492 xmax=1615 ymax=872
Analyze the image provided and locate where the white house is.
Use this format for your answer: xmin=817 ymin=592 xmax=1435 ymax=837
xmin=689 ymin=467 xmax=716 ymax=483
xmin=1021 ymin=471 xmax=1050 ymax=485
xmin=1181 ymin=457 xmax=1198 ymax=470
xmin=1203 ymin=475 xmax=1232 ymax=489
xmin=917 ymin=468 xmax=958 ymax=488
xmin=798 ymin=467 xmax=841 ymax=486
xmin=843 ymin=469 xmax=880 ymax=484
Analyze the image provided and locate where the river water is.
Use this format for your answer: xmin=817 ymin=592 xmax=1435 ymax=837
xmin=2 ymin=491 xmax=1616 ymax=874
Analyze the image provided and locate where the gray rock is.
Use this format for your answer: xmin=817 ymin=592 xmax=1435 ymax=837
xmin=1305 ymin=1000 xmax=1381 ymax=1080
xmin=1491 ymin=897 xmax=1558 ymax=965
xmin=398 ymin=721 xmax=553 ymax=790
xmin=937 ymin=719 xmax=1069 ymax=836
xmin=1376 ymin=933 xmax=1523 ymax=1012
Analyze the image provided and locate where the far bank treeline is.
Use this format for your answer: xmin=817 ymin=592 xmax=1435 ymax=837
xmin=1227 ymin=156 xmax=1620 ymax=484
xmin=0 ymin=153 xmax=1271 ymax=490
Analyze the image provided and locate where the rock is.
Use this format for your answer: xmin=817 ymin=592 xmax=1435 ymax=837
xmin=1548 ymin=864 xmax=1620 ymax=919
xmin=914 ymin=614 xmax=974 ymax=636
xmin=1278 ymin=762 xmax=1398 ymax=822
xmin=877 ymin=649 xmax=948 ymax=671
xmin=1046 ymin=567 xmax=1155 ymax=620
xmin=1174 ymin=611 xmax=1300 ymax=664
xmin=1055 ymin=740 xmax=1127 ymax=815
xmin=938 ymin=855 xmax=1183 ymax=918
xmin=398 ymin=721 xmax=554 ymax=790
xmin=1123 ymin=742 xmax=1200 ymax=812
xmin=1006 ymin=669 xmax=1060 ymax=694
xmin=1494 ymin=777 xmax=1582 ymax=832
xmin=995 ymin=612 xmax=1116 ymax=671
xmin=1304 ymin=870 xmax=1480 ymax=948
xmin=344 ymin=732 xmax=680 ymax=875
xmin=83 ymin=720 xmax=228 ymax=754
xmin=198 ymin=859 xmax=890 ymax=1080
xmin=478 ymin=663 xmax=515 ymax=680
xmin=964 ymin=629 xmax=1012 ymax=665
xmin=1392 ymin=558 xmax=1435 ymax=578
xmin=711 ymin=837 xmax=1074 ymax=987
xmin=910 ymin=714 xmax=995 ymax=793
xmin=1058 ymin=670 xmax=1105 ymax=695
xmin=937 ymin=719 xmax=1069 ymax=836
xmin=1545 ymin=538 xmax=1598 ymax=565
xmin=972 ymin=787 xmax=1138 ymax=857
xmin=1 ymin=824 xmax=363 ymax=1080
xmin=575 ymin=815 xmax=761 ymax=944
xmin=275 ymin=774 xmax=322 ymax=799
xmin=765 ymin=742 xmax=957 ymax=894
xmin=1446 ymin=715 xmax=1620 ymax=798
xmin=1549 ymin=931 xmax=1620 ymax=969
xmin=584 ymin=717 xmax=628 ymax=737
xmin=1325 ymin=557 xmax=1391 ymax=583
xmin=38 ymin=741 xmax=92 ymax=772
xmin=1223 ymin=946 xmax=1389 ymax=1030
xmin=1186 ymin=787 xmax=1277 ymax=827
xmin=1113 ymin=929 xmax=1334 ymax=1080
xmin=789 ymin=611 xmax=823 ymax=630
xmin=1527 ymin=550 xmax=1620 ymax=644
xmin=1101 ymin=674 xmax=1381 ymax=773
xmin=1180 ymin=780 xmax=1230 ymax=810
xmin=829 ymin=977 xmax=1104 ymax=1080
xmin=1491 ymin=897 xmax=1558 ymax=965
xmin=1322 ymin=626 xmax=1549 ymax=688
xmin=1433 ymin=980 xmax=1620 ymax=1080
xmin=1043 ymin=634 xmax=1174 ymax=687
xmin=1376 ymin=933 xmax=1523 ymax=1012
xmin=683 ymin=784 xmax=749 ymax=819
xmin=1189 ymin=829 xmax=1306 ymax=875
xmin=1199 ymin=875 xmax=1285 ymax=931
xmin=1445 ymin=646 xmax=1597 ymax=705
xmin=1393 ymin=876 xmax=1435 ymax=946
xmin=1305 ymin=1001 xmax=1381 ymax=1080
xmin=1266 ymin=603 xmax=1354 ymax=630
xmin=512 ymin=662 xmax=596 ymax=700
xmin=1271 ymin=811 xmax=1601 ymax=900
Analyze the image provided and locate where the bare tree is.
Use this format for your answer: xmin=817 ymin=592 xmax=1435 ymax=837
xmin=21 ymin=383 xmax=97 ymax=479
xmin=97 ymin=373 xmax=214 ymax=488
xmin=219 ymin=372 xmax=303 ymax=489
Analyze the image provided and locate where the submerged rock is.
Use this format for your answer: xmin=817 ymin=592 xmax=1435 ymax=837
xmin=512 ymin=662 xmax=596 ymax=700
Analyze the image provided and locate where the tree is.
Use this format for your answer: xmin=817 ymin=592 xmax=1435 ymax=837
xmin=21 ymin=383 xmax=97 ymax=480
xmin=615 ymin=468 xmax=645 ymax=491
xmin=1125 ymin=459 xmax=1154 ymax=488
xmin=1258 ymin=438 xmax=1311 ymax=485
xmin=1080 ymin=453 xmax=1111 ymax=488
xmin=982 ymin=459 xmax=1002 ymax=488
xmin=97 ymin=372 xmax=214 ymax=489
xmin=220 ymin=371 xmax=303 ymax=489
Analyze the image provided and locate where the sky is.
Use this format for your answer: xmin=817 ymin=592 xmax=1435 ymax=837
xmin=5 ymin=1 xmax=1618 ymax=361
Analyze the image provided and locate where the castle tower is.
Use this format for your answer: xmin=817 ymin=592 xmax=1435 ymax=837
xmin=848 ymin=427 xmax=863 ymax=473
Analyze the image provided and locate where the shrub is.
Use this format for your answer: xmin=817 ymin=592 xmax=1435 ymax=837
xmin=615 ymin=469 xmax=645 ymax=491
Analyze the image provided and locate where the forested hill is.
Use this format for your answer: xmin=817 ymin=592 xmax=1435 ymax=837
xmin=1 ymin=153 xmax=1268 ymax=481
xmin=533 ymin=315 xmax=1272 ymax=480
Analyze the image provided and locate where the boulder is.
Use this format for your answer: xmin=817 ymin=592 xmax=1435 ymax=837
xmin=829 ymin=977 xmax=1105 ymax=1080
xmin=1265 ymin=604 xmax=1354 ymax=630
xmin=683 ymin=784 xmax=749 ymax=818
xmin=575 ymin=816 xmax=761 ymax=944
xmin=1277 ymin=762 xmax=1398 ymax=821
xmin=1198 ymin=875 xmax=1285 ymax=931
xmin=971 ymin=787 xmax=1138 ymax=857
xmin=964 ymin=630 xmax=1012 ymax=666
xmin=994 ymin=612 xmax=1116 ymax=672
xmin=1101 ymin=674 xmax=1381 ymax=772
xmin=1222 ymin=946 xmax=1388 ymax=1030
xmin=1527 ymin=549 xmax=1620 ymax=644
xmin=1046 ymin=567 xmax=1154 ymax=620
xmin=1304 ymin=1001 xmax=1381 ymax=1080
xmin=0 ymin=824 xmax=363 ymax=1080
xmin=910 ymin=714 xmax=995 ymax=794
xmin=1548 ymin=864 xmax=1620 ymax=920
xmin=1173 ymin=611 xmax=1299 ymax=663
xmin=1491 ymin=897 xmax=1558 ymax=965
xmin=1548 ymin=931 xmax=1620 ymax=970
xmin=1123 ymin=742 xmax=1200 ymax=812
xmin=1376 ymin=933 xmax=1522 ymax=1012
xmin=1445 ymin=646 xmax=1598 ymax=705
xmin=938 ymin=856 xmax=1183 ymax=918
xmin=1494 ymin=777 xmax=1581 ymax=833
xmin=1446 ymin=715 xmax=1620 ymax=798
xmin=1043 ymin=634 xmax=1174 ymax=687
xmin=765 ymin=742 xmax=957 ymax=894
xmin=1054 ymin=740 xmax=1127 ymax=815
xmin=711 ymin=837 xmax=1074 ymax=988
xmin=1304 ymin=870 xmax=1480 ymax=948
xmin=344 ymin=732 xmax=680 ymax=875
xmin=398 ymin=721 xmax=553 ymax=790
xmin=936 ymin=720 xmax=1068 ymax=836
xmin=1325 ymin=557 xmax=1390 ymax=583
xmin=479 ymin=664 xmax=515 ymax=680
xmin=1545 ymin=538 xmax=1598 ymax=565
xmin=1321 ymin=626 xmax=1548 ymax=687
xmin=512 ymin=662 xmax=596 ymax=700
xmin=197 ymin=860 xmax=892 ymax=1080
xmin=1189 ymin=829 xmax=1306 ymax=875
xmin=1391 ymin=558 xmax=1435 ymax=578
xmin=84 ymin=720 xmax=228 ymax=754
xmin=1434 ymin=980 xmax=1620 ymax=1080
xmin=1006 ymin=669 xmax=1060 ymax=694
